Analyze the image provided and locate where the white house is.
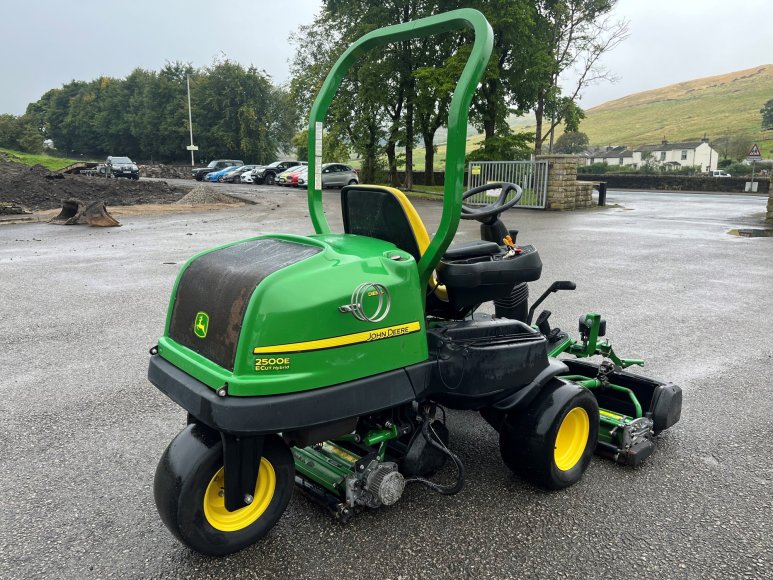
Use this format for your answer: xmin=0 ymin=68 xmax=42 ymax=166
xmin=584 ymin=139 xmax=718 ymax=172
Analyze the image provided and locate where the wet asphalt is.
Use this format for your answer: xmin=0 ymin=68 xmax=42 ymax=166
xmin=0 ymin=184 xmax=771 ymax=579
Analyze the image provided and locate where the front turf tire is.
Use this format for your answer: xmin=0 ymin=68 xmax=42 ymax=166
xmin=265 ymin=173 xmax=275 ymax=185
xmin=154 ymin=423 xmax=294 ymax=556
xmin=499 ymin=379 xmax=598 ymax=490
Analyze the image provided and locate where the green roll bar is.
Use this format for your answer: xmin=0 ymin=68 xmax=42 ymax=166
xmin=306 ymin=8 xmax=494 ymax=290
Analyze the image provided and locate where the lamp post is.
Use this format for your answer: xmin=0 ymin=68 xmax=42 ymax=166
xmin=187 ymin=75 xmax=196 ymax=166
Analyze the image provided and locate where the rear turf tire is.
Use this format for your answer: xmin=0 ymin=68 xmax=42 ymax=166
xmin=499 ymin=379 xmax=598 ymax=490
xmin=154 ymin=423 xmax=294 ymax=556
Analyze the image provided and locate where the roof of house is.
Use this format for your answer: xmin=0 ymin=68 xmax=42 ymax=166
xmin=589 ymin=146 xmax=633 ymax=159
xmin=634 ymin=141 xmax=705 ymax=152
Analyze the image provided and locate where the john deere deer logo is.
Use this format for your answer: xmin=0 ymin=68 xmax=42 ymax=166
xmin=194 ymin=312 xmax=209 ymax=339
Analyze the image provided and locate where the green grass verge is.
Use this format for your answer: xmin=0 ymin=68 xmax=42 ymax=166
xmin=0 ymin=148 xmax=90 ymax=171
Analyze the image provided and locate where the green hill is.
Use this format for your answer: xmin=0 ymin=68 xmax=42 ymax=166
xmin=577 ymin=64 xmax=773 ymax=156
xmin=407 ymin=65 xmax=773 ymax=171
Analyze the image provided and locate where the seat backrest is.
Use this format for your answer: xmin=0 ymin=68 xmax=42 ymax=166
xmin=341 ymin=185 xmax=430 ymax=262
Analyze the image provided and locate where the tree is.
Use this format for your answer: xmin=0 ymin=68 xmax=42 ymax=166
xmin=553 ymin=130 xmax=589 ymax=153
xmin=467 ymin=129 xmax=533 ymax=161
xmin=23 ymin=60 xmax=296 ymax=162
xmin=16 ymin=116 xmax=44 ymax=153
xmin=762 ymin=98 xmax=773 ymax=130
xmin=288 ymin=7 xmax=387 ymax=181
xmin=712 ymin=134 xmax=754 ymax=161
xmin=0 ymin=113 xmax=43 ymax=153
xmin=292 ymin=130 xmax=349 ymax=162
xmin=532 ymin=1 xmax=629 ymax=153
xmin=290 ymin=1 xmax=549 ymax=181
xmin=413 ymin=41 xmax=456 ymax=185
xmin=440 ymin=0 xmax=544 ymax=144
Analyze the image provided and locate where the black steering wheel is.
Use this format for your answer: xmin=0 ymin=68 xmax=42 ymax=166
xmin=460 ymin=182 xmax=523 ymax=223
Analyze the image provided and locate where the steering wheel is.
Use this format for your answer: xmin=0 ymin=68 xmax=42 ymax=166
xmin=460 ymin=182 xmax=523 ymax=223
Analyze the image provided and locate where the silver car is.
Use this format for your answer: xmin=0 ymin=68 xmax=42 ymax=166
xmin=297 ymin=163 xmax=359 ymax=188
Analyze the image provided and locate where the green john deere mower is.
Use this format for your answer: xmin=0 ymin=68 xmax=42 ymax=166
xmin=149 ymin=9 xmax=682 ymax=556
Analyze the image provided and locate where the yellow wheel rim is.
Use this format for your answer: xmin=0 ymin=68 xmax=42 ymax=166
xmin=204 ymin=458 xmax=275 ymax=532
xmin=554 ymin=407 xmax=589 ymax=471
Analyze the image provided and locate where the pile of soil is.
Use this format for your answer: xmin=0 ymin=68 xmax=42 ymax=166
xmin=0 ymin=156 xmax=188 ymax=211
xmin=175 ymin=185 xmax=244 ymax=205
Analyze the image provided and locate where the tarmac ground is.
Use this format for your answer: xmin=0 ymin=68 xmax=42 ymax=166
xmin=1 ymin=185 xmax=771 ymax=579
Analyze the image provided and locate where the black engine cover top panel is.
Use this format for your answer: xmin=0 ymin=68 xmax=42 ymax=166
xmin=168 ymin=238 xmax=321 ymax=371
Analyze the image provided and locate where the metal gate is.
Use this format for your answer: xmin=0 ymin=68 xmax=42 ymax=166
xmin=466 ymin=160 xmax=549 ymax=209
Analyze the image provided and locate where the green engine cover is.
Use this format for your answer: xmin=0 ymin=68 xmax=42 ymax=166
xmin=157 ymin=233 xmax=428 ymax=396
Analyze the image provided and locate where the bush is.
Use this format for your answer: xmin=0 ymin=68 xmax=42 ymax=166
xmin=725 ymin=162 xmax=752 ymax=176
xmin=577 ymin=162 xmax=608 ymax=174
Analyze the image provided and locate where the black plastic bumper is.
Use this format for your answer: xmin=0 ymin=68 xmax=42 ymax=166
xmin=148 ymin=355 xmax=418 ymax=435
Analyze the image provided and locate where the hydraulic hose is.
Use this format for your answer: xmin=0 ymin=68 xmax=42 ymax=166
xmin=405 ymin=420 xmax=465 ymax=495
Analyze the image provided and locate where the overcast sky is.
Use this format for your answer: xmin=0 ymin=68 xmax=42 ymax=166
xmin=1 ymin=0 xmax=771 ymax=115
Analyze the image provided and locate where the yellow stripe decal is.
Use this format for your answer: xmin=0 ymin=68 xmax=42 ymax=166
xmin=599 ymin=409 xmax=624 ymax=420
xmin=253 ymin=321 xmax=421 ymax=354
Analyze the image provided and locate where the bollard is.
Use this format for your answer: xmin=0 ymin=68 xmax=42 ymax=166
xmin=597 ymin=182 xmax=607 ymax=206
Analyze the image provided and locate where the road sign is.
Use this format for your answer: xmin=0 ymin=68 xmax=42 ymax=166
xmin=747 ymin=144 xmax=761 ymax=160
xmin=186 ymin=145 xmax=199 ymax=151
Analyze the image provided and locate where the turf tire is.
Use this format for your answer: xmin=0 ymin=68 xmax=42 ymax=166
xmin=154 ymin=423 xmax=294 ymax=556
xmin=499 ymin=378 xmax=598 ymax=490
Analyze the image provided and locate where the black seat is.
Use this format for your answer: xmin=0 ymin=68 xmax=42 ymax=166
xmin=341 ymin=185 xmax=541 ymax=318
xmin=443 ymin=240 xmax=501 ymax=260
xmin=341 ymin=185 xmax=429 ymax=262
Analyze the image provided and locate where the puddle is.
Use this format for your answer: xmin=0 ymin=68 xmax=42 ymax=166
xmin=726 ymin=228 xmax=773 ymax=237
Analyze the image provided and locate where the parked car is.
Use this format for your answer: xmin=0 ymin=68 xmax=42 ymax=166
xmin=290 ymin=166 xmax=308 ymax=187
xmin=241 ymin=166 xmax=265 ymax=184
xmin=101 ymin=156 xmax=139 ymax=180
xmin=254 ymin=160 xmax=304 ymax=185
xmin=205 ymin=165 xmax=242 ymax=182
xmin=223 ymin=165 xmax=258 ymax=183
xmin=710 ymin=170 xmax=732 ymax=177
xmin=297 ymin=163 xmax=359 ymax=189
xmin=277 ymin=165 xmax=308 ymax=186
xmin=192 ymin=159 xmax=243 ymax=181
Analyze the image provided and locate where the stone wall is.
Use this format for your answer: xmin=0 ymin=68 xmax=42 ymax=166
xmin=575 ymin=181 xmax=594 ymax=209
xmin=139 ymin=164 xmax=194 ymax=179
xmin=578 ymin=173 xmax=770 ymax=194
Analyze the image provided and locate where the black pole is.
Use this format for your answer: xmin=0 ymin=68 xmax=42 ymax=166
xmin=598 ymin=182 xmax=607 ymax=206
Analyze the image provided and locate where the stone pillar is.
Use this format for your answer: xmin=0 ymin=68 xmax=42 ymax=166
xmin=574 ymin=181 xmax=594 ymax=208
xmin=537 ymin=154 xmax=579 ymax=210
xmin=767 ymin=191 xmax=773 ymax=222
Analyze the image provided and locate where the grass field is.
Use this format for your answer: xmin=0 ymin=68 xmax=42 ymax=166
xmin=0 ymin=148 xmax=89 ymax=171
